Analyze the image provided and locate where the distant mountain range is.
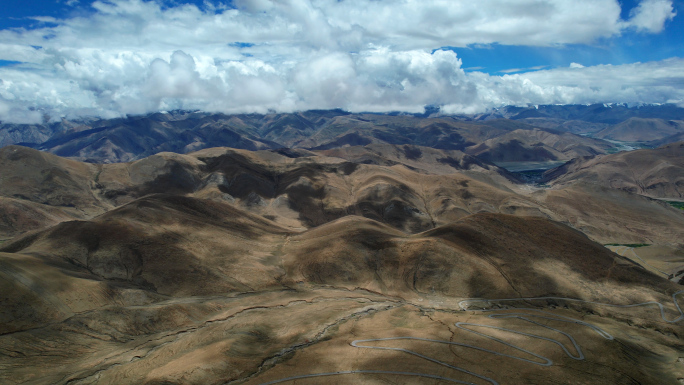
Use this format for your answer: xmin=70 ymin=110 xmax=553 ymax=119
xmin=2 ymin=104 xmax=683 ymax=164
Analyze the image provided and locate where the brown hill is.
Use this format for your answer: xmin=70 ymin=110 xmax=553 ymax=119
xmin=0 ymin=145 xmax=104 ymax=211
xmin=543 ymin=141 xmax=684 ymax=199
xmin=1 ymin=205 xmax=681 ymax=384
xmin=595 ymin=117 xmax=684 ymax=142
xmin=0 ymin=194 xmax=291 ymax=335
xmin=1 ymin=124 xmax=683 ymax=384
xmin=283 ymin=213 xmax=672 ymax=300
xmin=185 ymin=146 xmax=539 ymax=233
xmin=2 ymin=203 xmax=673 ymax=333
xmin=2 ymin=144 xmax=682 ymax=252
xmin=1 ymin=194 xmax=291 ymax=299
xmin=0 ymin=197 xmax=77 ymax=238
xmin=0 ymin=145 xmax=112 ymax=237
xmin=317 ymin=143 xmax=507 ymax=176
xmin=531 ymin=182 xmax=684 ymax=245
xmin=465 ymin=128 xmax=611 ymax=163
xmin=649 ymin=130 xmax=684 ymax=147
xmin=0 ymin=145 xmax=538 ymax=237
xmin=518 ymin=117 xmax=610 ymax=135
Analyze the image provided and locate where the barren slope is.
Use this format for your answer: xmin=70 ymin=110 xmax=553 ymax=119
xmin=2 ymin=145 xmax=682 ymax=254
xmin=284 ymin=213 xmax=672 ymax=300
xmin=1 ymin=204 xmax=682 ymax=385
xmin=465 ymin=128 xmax=611 ymax=163
xmin=0 ymin=145 xmax=534 ymax=237
xmin=543 ymin=142 xmax=684 ymax=199
xmin=0 ymin=145 xmax=112 ymax=237
xmin=317 ymin=143 xmax=512 ymax=177
xmin=595 ymin=117 xmax=684 ymax=142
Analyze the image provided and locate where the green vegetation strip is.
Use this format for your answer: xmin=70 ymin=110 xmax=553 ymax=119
xmin=666 ymin=201 xmax=684 ymax=210
xmin=605 ymin=243 xmax=650 ymax=248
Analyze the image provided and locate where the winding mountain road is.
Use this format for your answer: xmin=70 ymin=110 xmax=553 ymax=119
xmin=258 ymin=290 xmax=684 ymax=385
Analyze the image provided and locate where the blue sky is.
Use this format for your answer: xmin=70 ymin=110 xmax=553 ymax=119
xmin=456 ymin=3 xmax=684 ymax=74
xmin=2 ymin=0 xmax=681 ymax=73
xmin=0 ymin=0 xmax=682 ymax=123
xmin=0 ymin=0 xmax=222 ymax=31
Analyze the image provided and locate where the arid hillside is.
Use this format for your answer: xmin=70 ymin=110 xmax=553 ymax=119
xmin=595 ymin=117 xmax=684 ymax=142
xmin=465 ymin=128 xmax=611 ymax=162
xmin=0 ymin=142 xmax=683 ymax=385
xmin=1 ymin=193 xmax=682 ymax=384
xmin=0 ymin=144 xmax=528 ymax=237
xmin=2 ymin=143 xmax=683 ymax=246
xmin=543 ymin=141 xmax=684 ymax=199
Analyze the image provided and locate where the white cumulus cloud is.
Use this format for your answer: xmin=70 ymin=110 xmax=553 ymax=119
xmin=626 ymin=0 xmax=676 ymax=32
xmin=0 ymin=0 xmax=680 ymax=123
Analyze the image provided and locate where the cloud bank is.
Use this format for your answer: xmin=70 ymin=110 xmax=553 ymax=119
xmin=0 ymin=0 xmax=680 ymax=123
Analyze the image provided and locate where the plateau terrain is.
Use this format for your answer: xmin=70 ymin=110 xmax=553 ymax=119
xmin=0 ymin=109 xmax=683 ymax=385
xmin=3 ymin=0 xmax=684 ymax=382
